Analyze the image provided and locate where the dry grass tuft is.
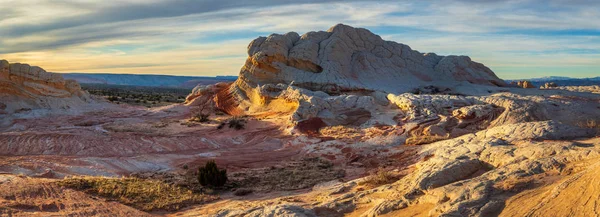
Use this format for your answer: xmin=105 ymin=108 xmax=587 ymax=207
xmin=58 ymin=177 xmax=217 ymax=211
xmin=577 ymin=120 xmax=600 ymax=135
xmin=319 ymin=125 xmax=362 ymax=139
xmin=405 ymin=135 xmax=448 ymax=146
xmin=188 ymin=113 xmax=210 ymax=123
xmin=578 ymin=120 xmax=600 ymax=129
xmin=361 ymin=168 xmax=400 ymax=187
xmin=229 ymin=158 xmax=345 ymax=192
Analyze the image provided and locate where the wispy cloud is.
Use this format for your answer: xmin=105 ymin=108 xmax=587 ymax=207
xmin=0 ymin=0 xmax=598 ymax=79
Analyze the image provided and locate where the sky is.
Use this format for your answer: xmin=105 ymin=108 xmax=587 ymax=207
xmin=0 ymin=0 xmax=599 ymax=79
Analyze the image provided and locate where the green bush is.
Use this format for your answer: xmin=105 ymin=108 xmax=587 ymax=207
xmin=198 ymin=161 xmax=227 ymax=187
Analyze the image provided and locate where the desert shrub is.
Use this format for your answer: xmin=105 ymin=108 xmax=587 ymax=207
xmin=578 ymin=120 xmax=600 ymax=129
xmin=217 ymin=122 xmax=226 ymax=130
xmin=188 ymin=103 xmax=213 ymax=123
xmin=58 ymin=177 xmax=215 ymax=211
xmin=152 ymin=121 xmax=169 ymax=128
xmin=362 ymin=168 xmax=399 ymax=187
xmin=227 ymin=118 xmax=246 ymax=130
xmin=74 ymin=120 xmax=102 ymax=127
xmin=229 ymin=158 xmax=345 ymax=192
xmin=319 ymin=125 xmax=362 ymax=139
xmin=496 ymin=176 xmax=535 ymax=192
xmin=405 ymin=135 xmax=448 ymax=146
xmin=107 ymin=96 xmax=118 ymax=102
xmin=82 ymin=83 xmax=190 ymax=107
xmin=198 ymin=161 xmax=228 ymax=187
xmin=577 ymin=120 xmax=600 ymax=135
xmin=189 ymin=113 xmax=210 ymax=123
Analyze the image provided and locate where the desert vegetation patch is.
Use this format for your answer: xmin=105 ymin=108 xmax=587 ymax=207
xmin=58 ymin=177 xmax=217 ymax=211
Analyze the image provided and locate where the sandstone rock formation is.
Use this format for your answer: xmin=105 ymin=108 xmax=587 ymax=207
xmin=544 ymin=85 xmax=600 ymax=94
xmin=241 ymin=23 xmax=505 ymax=92
xmin=222 ymin=24 xmax=506 ymax=115
xmin=210 ymin=123 xmax=600 ymax=217
xmin=178 ymin=25 xmax=600 ymax=217
xmin=189 ymin=24 xmax=509 ymax=127
xmin=542 ymin=82 xmax=558 ymax=88
xmin=185 ymin=24 xmax=598 ymax=143
xmin=515 ymin=80 xmax=536 ymax=88
xmin=0 ymin=59 xmax=91 ymax=114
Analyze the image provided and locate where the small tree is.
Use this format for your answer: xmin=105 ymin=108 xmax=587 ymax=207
xmin=190 ymin=113 xmax=210 ymax=123
xmin=197 ymin=160 xmax=227 ymax=187
xmin=189 ymin=103 xmax=211 ymax=123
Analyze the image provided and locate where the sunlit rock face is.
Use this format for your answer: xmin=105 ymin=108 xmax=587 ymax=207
xmin=0 ymin=59 xmax=92 ymax=114
xmin=237 ymin=24 xmax=506 ymax=94
xmin=196 ymin=24 xmax=507 ymax=123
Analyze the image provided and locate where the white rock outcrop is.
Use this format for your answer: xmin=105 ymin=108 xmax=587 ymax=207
xmin=0 ymin=59 xmax=92 ymax=114
xmin=238 ymin=24 xmax=506 ymax=94
xmin=186 ymin=24 xmax=509 ymax=130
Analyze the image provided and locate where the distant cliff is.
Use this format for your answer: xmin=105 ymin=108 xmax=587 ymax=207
xmin=506 ymin=76 xmax=600 ymax=87
xmin=62 ymin=73 xmax=237 ymax=88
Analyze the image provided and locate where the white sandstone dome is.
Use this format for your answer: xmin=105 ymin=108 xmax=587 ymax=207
xmin=212 ymin=24 xmax=507 ymax=117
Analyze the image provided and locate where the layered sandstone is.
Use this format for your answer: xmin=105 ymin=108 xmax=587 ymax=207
xmin=0 ymin=59 xmax=91 ymax=114
xmin=236 ymin=24 xmax=506 ymax=94
xmin=190 ymin=24 xmax=508 ymax=125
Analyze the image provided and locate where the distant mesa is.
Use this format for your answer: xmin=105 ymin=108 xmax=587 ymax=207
xmin=62 ymin=73 xmax=237 ymax=88
xmin=0 ymin=59 xmax=92 ymax=114
xmin=507 ymin=76 xmax=600 ymax=88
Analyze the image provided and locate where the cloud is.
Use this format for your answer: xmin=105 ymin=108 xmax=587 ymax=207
xmin=2 ymin=38 xmax=250 ymax=76
xmin=0 ymin=0 xmax=381 ymax=36
xmin=0 ymin=0 xmax=598 ymax=78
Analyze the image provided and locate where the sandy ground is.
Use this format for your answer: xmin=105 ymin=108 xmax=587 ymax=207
xmin=2 ymin=86 xmax=600 ymax=216
xmin=0 ymin=103 xmax=296 ymax=176
xmin=0 ymin=101 xmax=419 ymax=216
